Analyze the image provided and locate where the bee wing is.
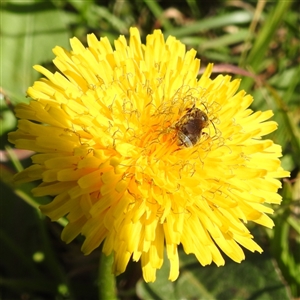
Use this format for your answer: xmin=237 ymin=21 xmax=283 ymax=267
xmin=178 ymin=131 xmax=193 ymax=147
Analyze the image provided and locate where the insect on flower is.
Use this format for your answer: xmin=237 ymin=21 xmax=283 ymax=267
xmin=175 ymin=105 xmax=209 ymax=147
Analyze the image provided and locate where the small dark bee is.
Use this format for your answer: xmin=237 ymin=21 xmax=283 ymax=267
xmin=175 ymin=106 xmax=209 ymax=147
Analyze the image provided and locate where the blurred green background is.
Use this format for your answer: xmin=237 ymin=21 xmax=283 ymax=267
xmin=1 ymin=0 xmax=299 ymax=299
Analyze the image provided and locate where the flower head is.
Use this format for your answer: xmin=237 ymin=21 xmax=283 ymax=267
xmin=9 ymin=27 xmax=289 ymax=282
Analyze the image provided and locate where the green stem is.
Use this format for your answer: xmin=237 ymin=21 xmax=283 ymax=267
xmin=98 ymin=252 xmax=117 ymax=300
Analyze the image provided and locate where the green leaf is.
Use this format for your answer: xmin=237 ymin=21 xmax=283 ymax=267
xmin=270 ymin=179 xmax=300 ymax=298
xmin=137 ymin=246 xmax=290 ymax=299
xmin=1 ymin=0 xmax=70 ymax=104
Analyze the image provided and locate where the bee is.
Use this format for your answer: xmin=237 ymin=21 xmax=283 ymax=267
xmin=175 ymin=106 xmax=209 ymax=147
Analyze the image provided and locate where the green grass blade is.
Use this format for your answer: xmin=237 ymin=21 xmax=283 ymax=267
xmin=245 ymin=1 xmax=294 ymax=71
xmin=165 ymin=11 xmax=253 ymax=37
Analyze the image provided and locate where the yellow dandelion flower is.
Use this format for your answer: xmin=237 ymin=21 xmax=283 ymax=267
xmin=9 ymin=27 xmax=289 ymax=282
